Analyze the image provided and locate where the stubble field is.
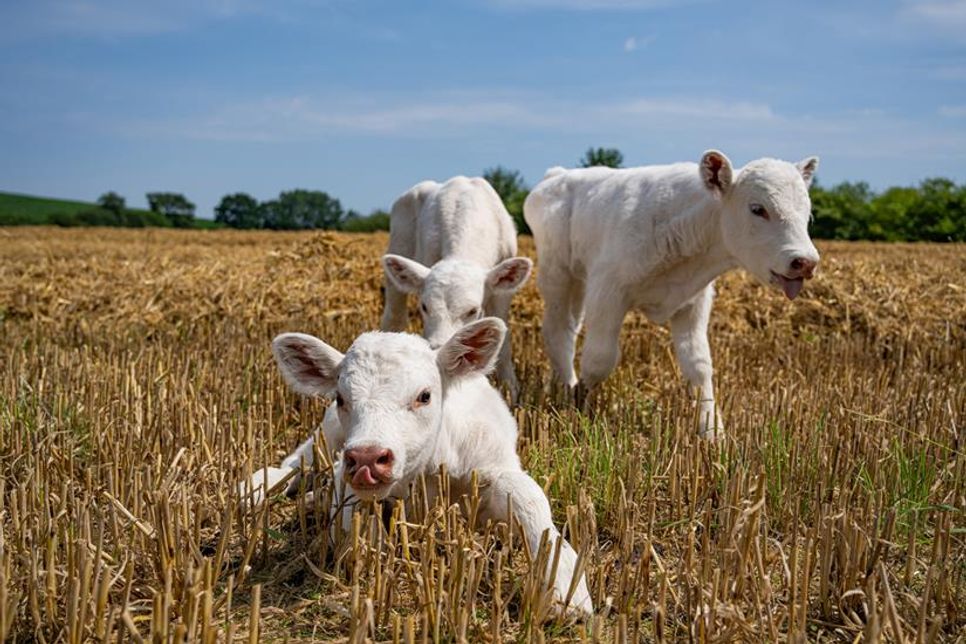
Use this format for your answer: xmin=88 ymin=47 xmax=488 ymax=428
xmin=0 ymin=227 xmax=964 ymax=642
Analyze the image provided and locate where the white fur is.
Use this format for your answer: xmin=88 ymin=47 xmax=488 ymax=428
xmin=241 ymin=319 xmax=593 ymax=617
xmin=524 ymin=150 xmax=820 ymax=437
xmin=381 ymin=176 xmax=532 ymax=403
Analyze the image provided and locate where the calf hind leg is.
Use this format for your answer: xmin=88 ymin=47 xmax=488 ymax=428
xmin=576 ymin=281 xmax=627 ymax=409
xmin=538 ymin=268 xmax=584 ymax=389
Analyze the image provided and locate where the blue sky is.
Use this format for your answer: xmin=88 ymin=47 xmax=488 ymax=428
xmin=1 ymin=0 xmax=965 ymax=218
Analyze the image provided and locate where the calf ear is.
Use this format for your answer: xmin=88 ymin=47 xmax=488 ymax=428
xmin=272 ymin=333 xmax=344 ymax=397
xmin=382 ymin=254 xmax=430 ymax=293
xmin=486 ymin=257 xmax=533 ymax=293
xmin=700 ymin=150 xmax=733 ymax=196
xmin=797 ymin=156 xmax=819 ymax=187
xmin=437 ymin=317 xmax=507 ymax=380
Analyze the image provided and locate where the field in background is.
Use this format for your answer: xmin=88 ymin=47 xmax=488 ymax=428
xmin=0 ymin=192 xmax=223 ymax=229
xmin=0 ymin=192 xmax=150 ymax=226
xmin=1 ymin=227 xmax=963 ymax=642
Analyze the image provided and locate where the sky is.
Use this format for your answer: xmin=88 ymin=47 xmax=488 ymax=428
xmin=1 ymin=0 xmax=965 ymax=219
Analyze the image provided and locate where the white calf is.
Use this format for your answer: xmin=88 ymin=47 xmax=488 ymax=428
xmin=524 ymin=150 xmax=821 ymax=437
xmin=381 ymin=176 xmax=532 ymax=402
xmin=241 ymin=318 xmax=593 ymax=616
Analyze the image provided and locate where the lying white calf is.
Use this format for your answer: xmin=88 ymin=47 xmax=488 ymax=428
xmin=524 ymin=150 xmax=821 ymax=437
xmin=381 ymin=176 xmax=532 ymax=402
xmin=241 ymin=318 xmax=593 ymax=616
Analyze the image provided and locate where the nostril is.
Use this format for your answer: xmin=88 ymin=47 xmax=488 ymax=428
xmin=790 ymin=258 xmax=804 ymax=271
xmin=376 ymin=451 xmax=393 ymax=466
xmin=344 ymin=454 xmax=356 ymax=470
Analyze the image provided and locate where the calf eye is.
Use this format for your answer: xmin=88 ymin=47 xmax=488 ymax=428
xmin=336 ymin=392 xmax=345 ymax=408
xmin=464 ymin=307 xmax=479 ymax=320
xmin=420 ymin=302 xmax=428 ymax=314
xmin=412 ymin=389 xmax=432 ymax=409
xmin=749 ymin=203 xmax=770 ymax=220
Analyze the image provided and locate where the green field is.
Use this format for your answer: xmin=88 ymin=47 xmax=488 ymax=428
xmin=0 ymin=191 xmax=221 ymax=228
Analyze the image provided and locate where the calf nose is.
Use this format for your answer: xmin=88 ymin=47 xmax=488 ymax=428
xmin=789 ymin=257 xmax=817 ymax=279
xmin=343 ymin=446 xmax=394 ymax=487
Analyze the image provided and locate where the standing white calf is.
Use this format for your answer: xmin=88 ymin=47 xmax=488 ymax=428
xmin=241 ymin=318 xmax=593 ymax=617
xmin=381 ymin=176 xmax=532 ymax=402
xmin=524 ymin=150 xmax=821 ymax=437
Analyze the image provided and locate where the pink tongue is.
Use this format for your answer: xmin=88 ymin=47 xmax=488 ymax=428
xmin=780 ymin=276 xmax=804 ymax=300
xmin=352 ymin=467 xmax=378 ymax=487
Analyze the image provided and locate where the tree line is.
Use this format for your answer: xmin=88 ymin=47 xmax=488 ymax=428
xmin=212 ymin=190 xmax=389 ymax=232
xmin=31 ymin=146 xmax=966 ymax=241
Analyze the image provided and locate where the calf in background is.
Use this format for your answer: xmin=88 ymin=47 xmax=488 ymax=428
xmin=525 ymin=150 xmax=820 ymax=437
xmin=381 ymin=176 xmax=532 ymax=403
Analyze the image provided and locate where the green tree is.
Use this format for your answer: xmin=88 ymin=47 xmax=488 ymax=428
xmin=483 ymin=166 xmax=530 ymax=234
xmin=260 ymin=189 xmax=343 ymax=230
xmin=214 ymin=192 xmax=261 ymax=229
xmin=810 ymin=181 xmax=875 ymax=240
xmin=97 ymin=192 xmax=126 ymax=215
xmin=869 ymin=187 xmax=919 ymax=241
xmin=146 ymin=192 xmax=196 ymax=228
xmin=906 ymin=178 xmax=965 ymax=241
xmin=341 ymin=209 xmax=391 ymax=233
xmin=579 ymin=147 xmax=623 ymax=168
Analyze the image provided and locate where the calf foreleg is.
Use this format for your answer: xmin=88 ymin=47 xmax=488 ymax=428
xmin=482 ymin=470 xmax=593 ymax=617
xmin=380 ymin=279 xmax=409 ymax=332
xmin=239 ymin=404 xmax=345 ymax=508
xmin=669 ymin=285 xmax=722 ymax=439
xmin=486 ymin=292 xmax=520 ymax=404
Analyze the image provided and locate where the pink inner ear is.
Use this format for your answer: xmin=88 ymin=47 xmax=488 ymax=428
xmin=496 ymin=267 xmax=520 ymax=287
xmin=464 ymin=326 xmax=498 ymax=351
xmin=282 ymin=339 xmax=330 ymax=379
xmin=287 ymin=351 xmax=325 ymax=380
xmin=387 ymin=259 xmax=407 ymax=279
xmin=706 ymin=156 xmax=724 ymax=187
xmin=450 ymin=326 xmax=499 ymax=371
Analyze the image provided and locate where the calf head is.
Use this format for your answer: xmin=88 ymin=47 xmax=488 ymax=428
xmin=271 ymin=318 xmax=507 ymax=500
xmin=382 ymin=254 xmax=531 ymax=348
xmin=700 ymin=150 xmax=821 ymax=300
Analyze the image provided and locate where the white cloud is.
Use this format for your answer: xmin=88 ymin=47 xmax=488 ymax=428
xmin=486 ymin=0 xmax=685 ymax=11
xmin=900 ymin=0 xmax=966 ymax=42
xmin=939 ymin=105 xmax=966 ymax=117
xmin=106 ymin=89 xmax=966 ymax=170
xmin=119 ymin=93 xmax=561 ymax=142
xmin=0 ymin=0 xmax=285 ymax=39
xmin=613 ymin=97 xmax=775 ymax=121
xmin=904 ymin=0 xmax=966 ymax=24
xmin=116 ymin=92 xmax=781 ymax=143
xmin=621 ymin=34 xmax=654 ymax=52
xmin=928 ymin=64 xmax=966 ymax=80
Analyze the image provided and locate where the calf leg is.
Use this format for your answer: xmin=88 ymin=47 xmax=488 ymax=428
xmin=577 ymin=279 xmax=627 ymax=404
xmin=380 ymin=278 xmax=409 ymax=332
xmin=487 ymin=292 xmax=520 ymax=404
xmin=239 ymin=404 xmax=345 ymax=508
xmin=669 ymin=285 xmax=722 ymax=439
xmin=538 ymin=266 xmax=583 ymax=389
xmin=481 ymin=470 xmax=593 ymax=617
